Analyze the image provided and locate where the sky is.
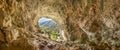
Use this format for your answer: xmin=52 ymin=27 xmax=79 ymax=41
xmin=38 ymin=17 xmax=52 ymax=23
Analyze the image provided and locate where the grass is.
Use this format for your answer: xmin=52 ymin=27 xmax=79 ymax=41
xmin=39 ymin=27 xmax=59 ymax=41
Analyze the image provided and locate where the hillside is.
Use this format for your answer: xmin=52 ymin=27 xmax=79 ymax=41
xmin=38 ymin=18 xmax=60 ymax=32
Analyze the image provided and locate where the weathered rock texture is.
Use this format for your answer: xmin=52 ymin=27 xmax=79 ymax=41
xmin=0 ymin=0 xmax=120 ymax=50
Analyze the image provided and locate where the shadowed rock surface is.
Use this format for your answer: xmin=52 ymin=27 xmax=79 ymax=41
xmin=0 ymin=0 xmax=120 ymax=50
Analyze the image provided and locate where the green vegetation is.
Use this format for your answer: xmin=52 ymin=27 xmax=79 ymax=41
xmin=50 ymin=31 xmax=58 ymax=41
xmin=39 ymin=27 xmax=59 ymax=41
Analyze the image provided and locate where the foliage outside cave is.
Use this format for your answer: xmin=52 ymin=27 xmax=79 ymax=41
xmin=38 ymin=17 xmax=62 ymax=41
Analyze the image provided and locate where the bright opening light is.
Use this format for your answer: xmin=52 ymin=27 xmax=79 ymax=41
xmin=38 ymin=17 xmax=63 ymax=41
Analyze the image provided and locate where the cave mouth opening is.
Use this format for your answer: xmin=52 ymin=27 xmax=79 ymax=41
xmin=38 ymin=17 xmax=63 ymax=41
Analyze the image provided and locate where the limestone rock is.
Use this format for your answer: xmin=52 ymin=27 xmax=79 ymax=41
xmin=0 ymin=0 xmax=120 ymax=50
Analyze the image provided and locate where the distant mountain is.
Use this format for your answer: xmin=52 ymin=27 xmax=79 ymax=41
xmin=38 ymin=20 xmax=60 ymax=32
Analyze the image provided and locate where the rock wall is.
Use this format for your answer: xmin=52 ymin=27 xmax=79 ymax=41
xmin=0 ymin=0 xmax=120 ymax=50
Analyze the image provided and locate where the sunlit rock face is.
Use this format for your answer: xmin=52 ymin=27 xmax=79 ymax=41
xmin=0 ymin=0 xmax=120 ymax=50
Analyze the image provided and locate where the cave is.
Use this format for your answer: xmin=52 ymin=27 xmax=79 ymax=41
xmin=0 ymin=0 xmax=120 ymax=50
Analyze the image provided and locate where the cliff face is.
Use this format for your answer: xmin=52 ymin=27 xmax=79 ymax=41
xmin=0 ymin=0 xmax=120 ymax=50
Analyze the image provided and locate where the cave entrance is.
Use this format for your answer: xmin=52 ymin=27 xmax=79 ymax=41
xmin=38 ymin=17 xmax=63 ymax=41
